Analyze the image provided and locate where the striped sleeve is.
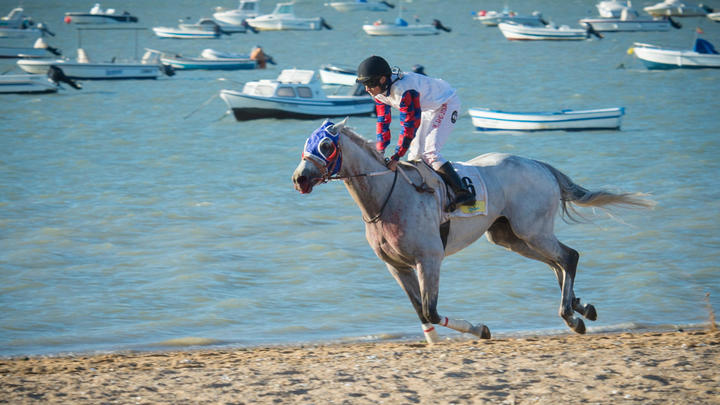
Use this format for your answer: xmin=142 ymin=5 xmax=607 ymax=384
xmin=395 ymin=89 xmax=421 ymax=158
xmin=375 ymin=100 xmax=392 ymax=153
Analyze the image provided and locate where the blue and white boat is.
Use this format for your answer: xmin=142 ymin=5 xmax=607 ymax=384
xmin=630 ymin=39 xmax=720 ymax=69
xmin=144 ymin=48 xmax=258 ymax=70
xmin=219 ymin=68 xmax=373 ymax=120
xmin=468 ymin=107 xmax=625 ymax=131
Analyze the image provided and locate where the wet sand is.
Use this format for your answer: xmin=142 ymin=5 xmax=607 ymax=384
xmin=1 ymin=330 xmax=718 ymax=404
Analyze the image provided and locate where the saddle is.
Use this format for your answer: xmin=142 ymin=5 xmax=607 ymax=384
xmin=401 ymin=160 xmax=487 ymax=218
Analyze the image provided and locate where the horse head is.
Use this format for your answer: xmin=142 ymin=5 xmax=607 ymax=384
xmin=292 ymin=118 xmax=348 ymax=194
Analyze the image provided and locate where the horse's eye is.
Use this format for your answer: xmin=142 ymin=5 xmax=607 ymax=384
xmin=319 ymin=139 xmax=335 ymax=159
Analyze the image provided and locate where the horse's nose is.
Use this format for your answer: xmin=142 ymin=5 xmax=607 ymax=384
xmin=292 ymin=173 xmax=310 ymax=193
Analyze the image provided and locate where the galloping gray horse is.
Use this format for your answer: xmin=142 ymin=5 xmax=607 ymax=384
xmin=292 ymin=119 xmax=654 ymax=343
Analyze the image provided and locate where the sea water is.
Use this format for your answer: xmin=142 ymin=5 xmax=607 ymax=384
xmin=1 ymin=0 xmax=719 ymax=357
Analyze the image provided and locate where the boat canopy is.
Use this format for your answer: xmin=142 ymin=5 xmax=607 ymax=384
xmin=694 ymin=38 xmax=718 ymax=54
xmin=277 ymin=69 xmax=316 ymax=84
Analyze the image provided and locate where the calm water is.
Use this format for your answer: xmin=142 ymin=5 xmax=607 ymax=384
xmin=1 ymin=0 xmax=719 ymax=357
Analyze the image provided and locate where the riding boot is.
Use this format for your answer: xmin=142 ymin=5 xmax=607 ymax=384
xmin=435 ymin=161 xmax=475 ymax=212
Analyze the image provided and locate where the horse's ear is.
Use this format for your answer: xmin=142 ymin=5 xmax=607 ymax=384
xmin=332 ymin=117 xmax=349 ymax=134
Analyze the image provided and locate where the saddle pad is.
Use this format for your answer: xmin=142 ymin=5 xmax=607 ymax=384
xmin=450 ymin=161 xmax=488 ymax=217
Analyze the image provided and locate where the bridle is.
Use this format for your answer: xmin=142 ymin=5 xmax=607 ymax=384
xmin=302 ymin=124 xmax=434 ymax=223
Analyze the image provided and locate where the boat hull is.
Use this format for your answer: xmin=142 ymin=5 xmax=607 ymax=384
xmin=152 ymin=27 xmax=219 ymax=39
xmin=220 ymin=89 xmax=374 ymax=121
xmin=64 ymin=13 xmax=138 ymax=24
xmin=328 ymin=2 xmax=392 ymax=12
xmin=579 ymin=17 xmax=671 ymax=32
xmin=632 ymin=44 xmax=720 ymax=69
xmin=17 ymin=59 xmax=160 ymax=79
xmin=161 ymin=56 xmax=256 ymax=70
xmin=0 ymin=74 xmax=57 ymax=94
xmin=498 ymin=22 xmax=588 ymax=40
xmin=468 ymin=107 xmax=624 ymax=131
xmin=0 ymin=46 xmax=52 ymax=58
xmin=246 ymin=18 xmax=324 ymax=31
xmin=362 ymin=24 xmax=438 ymax=36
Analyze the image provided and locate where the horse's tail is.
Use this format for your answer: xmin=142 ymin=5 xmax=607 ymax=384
xmin=536 ymin=160 xmax=656 ymax=223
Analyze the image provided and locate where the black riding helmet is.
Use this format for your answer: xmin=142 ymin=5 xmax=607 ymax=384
xmin=356 ymin=55 xmax=391 ymax=89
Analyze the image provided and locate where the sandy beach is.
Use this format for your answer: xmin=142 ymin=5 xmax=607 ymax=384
xmin=1 ymin=329 xmax=718 ymax=404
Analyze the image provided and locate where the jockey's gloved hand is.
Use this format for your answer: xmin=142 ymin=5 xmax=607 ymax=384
xmin=385 ymin=154 xmax=399 ymax=167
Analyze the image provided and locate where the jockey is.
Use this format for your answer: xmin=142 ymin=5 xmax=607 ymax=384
xmin=355 ymin=55 xmax=475 ymax=211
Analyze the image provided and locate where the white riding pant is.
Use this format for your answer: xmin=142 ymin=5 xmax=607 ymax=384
xmin=407 ymin=94 xmax=460 ymax=170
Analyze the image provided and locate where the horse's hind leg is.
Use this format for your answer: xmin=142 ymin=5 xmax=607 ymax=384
xmin=487 ymin=218 xmax=596 ymax=333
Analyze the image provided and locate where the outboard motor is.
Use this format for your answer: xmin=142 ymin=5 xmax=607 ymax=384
xmin=47 ymin=65 xmax=81 ymax=90
xmin=585 ymin=23 xmax=603 ymax=39
xmin=160 ymin=64 xmax=176 ymax=77
xmin=320 ymin=17 xmax=332 ymax=30
xmin=432 ymin=19 xmax=451 ymax=32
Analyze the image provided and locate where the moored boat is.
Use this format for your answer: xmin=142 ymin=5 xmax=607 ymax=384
xmin=219 ymin=68 xmax=373 ymax=121
xmin=327 ymin=0 xmax=394 ymax=12
xmin=362 ymin=17 xmax=450 ymax=36
xmin=246 ymin=2 xmax=332 ymax=31
xmin=498 ymin=21 xmax=598 ymax=40
xmin=629 ymin=39 xmax=720 ymax=69
xmin=468 ymin=107 xmax=625 ymax=131
xmin=213 ymin=0 xmax=260 ymax=25
xmin=643 ymin=0 xmax=711 ymax=17
xmin=17 ymin=48 xmax=173 ymax=79
xmin=152 ymin=18 xmax=251 ymax=39
xmin=318 ymin=63 xmax=357 ymax=86
xmin=143 ymin=48 xmax=259 ymax=70
xmin=473 ymin=8 xmax=544 ymax=27
xmin=0 ymin=66 xmax=81 ymax=94
xmin=64 ymin=3 xmax=138 ymax=24
xmin=580 ymin=6 xmax=679 ymax=32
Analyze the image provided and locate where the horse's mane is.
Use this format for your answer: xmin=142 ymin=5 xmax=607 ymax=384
xmin=339 ymin=125 xmax=386 ymax=165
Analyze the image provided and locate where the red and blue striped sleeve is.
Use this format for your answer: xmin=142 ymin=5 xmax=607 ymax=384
xmin=395 ymin=89 xmax=421 ymax=158
xmin=375 ymin=100 xmax=392 ymax=153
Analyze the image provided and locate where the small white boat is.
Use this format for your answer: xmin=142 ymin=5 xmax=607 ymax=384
xmin=327 ymin=0 xmax=395 ymax=12
xmin=0 ymin=66 xmax=81 ymax=94
xmin=17 ymin=48 xmax=173 ymax=79
xmin=219 ymin=68 xmax=373 ymax=121
xmin=246 ymin=2 xmax=332 ymax=31
xmin=473 ymin=8 xmax=544 ymax=27
xmin=363 ymin=17 xmax=450 ymax=36
xmin=144 ymin=48 xmax=258 ymax=70
xmin=596 ymin=0 xmax=632 ymax=18
xmin=707 ymin=11 xmax=720 ymax=21
xmin=0 ymin=26 xmax=45 ymax=40
xmin=630 ymin=39 xmax=720 ymax=69
xmin=64 ymin=3 xmax=138 ymax=24
xmin=468 ymin=107 xmax=625 ymax=132
xmin=643 ymin=0 xmax=711 ymax=17
xmin=580 ymin=8 xmax=678 ymax=32
xmin=0 ymin=73 xmax=59 ymax=94
xmin=0 ymin=37 xmax=61 ymax=59
xmin=1 ymin=7 xmax=34 ymax=29
xmin=318 ymin=63 xmax=357 ymax=86
xmin=213 ymin=0 xmax=260 ymax=25
xmin=498 ymin=21 xmax=597 ymax=40
xmin=152 ymin=18 xmax=251 ymax=39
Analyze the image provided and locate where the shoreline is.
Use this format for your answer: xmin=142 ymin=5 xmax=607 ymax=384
xmin=1 ymin=329 xmax=718 ymax=404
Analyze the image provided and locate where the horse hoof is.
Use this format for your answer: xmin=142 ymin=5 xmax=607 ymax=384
xmin=573 ymin=319 xmax=586 ymax=334
xmin=470 ymin=324 xmax=491 ymax=339
xmin=584 ymin=304 xmax=597 ymax=321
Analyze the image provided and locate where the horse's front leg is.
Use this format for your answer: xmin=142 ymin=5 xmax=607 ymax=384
xmin=385 ymin=263 xmax=441 ymax=343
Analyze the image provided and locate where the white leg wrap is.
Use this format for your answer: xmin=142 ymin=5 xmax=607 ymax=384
xmin=440 ymin=316 xmax=473 ymax=334
xmin=422 ymin=323 xmax=440 ymax=344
